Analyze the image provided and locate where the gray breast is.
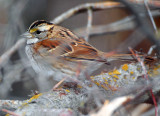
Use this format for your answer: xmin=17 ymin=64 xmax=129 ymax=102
xmin=25 ymin=45 xmax=54 ymax=75
xmin=25 ymin=45 xmax=73 ymax=81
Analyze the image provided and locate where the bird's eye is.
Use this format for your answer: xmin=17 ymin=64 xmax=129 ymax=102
xmin=36 ymin=30 xmax=41 ymax=34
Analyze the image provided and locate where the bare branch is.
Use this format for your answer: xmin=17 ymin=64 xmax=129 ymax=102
xmin=91 ymin=96 xmax=133 ymax=116
xmin=85 ymin=8 xmax=93 ymax=41
xmin=74 ymin=10 xmax=160 ymax=37
xmin=144 ymin=0 xmax=158 ymax=33
xmin=52 ymin=1 xmax=160 ymax=25
xmin=0 ymin=38 xmax=26 ymax=67
xmin=52 ymin=2 xmax=122 ymax=24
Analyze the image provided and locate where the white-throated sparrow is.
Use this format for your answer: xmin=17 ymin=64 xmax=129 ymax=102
xmin=24 ymin=20 xmax=135 ymax=82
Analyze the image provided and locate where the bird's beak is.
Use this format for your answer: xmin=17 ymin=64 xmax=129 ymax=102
xmin=21 ymin=32 xmax=33 ymax=38
xmin=21 ymin=31 xmax=39 ymax=44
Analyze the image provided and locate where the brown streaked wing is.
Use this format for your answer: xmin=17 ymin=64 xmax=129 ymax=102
xmin=33 ymin=39 xmax=61 ymax=53
xmin=33 ymin=38 xmax=74 ymax=57
xmin=63 ymin=39 xmax=102 ymax=61
xmin=33 ymin=37 xmax=102 ymax=62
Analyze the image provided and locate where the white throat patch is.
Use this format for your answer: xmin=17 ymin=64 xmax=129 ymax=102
xmin=27 ymin=38 xmax=39 ymax=45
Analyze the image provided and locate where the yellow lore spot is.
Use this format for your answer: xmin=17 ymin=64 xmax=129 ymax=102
xmin=29 ymin=28 xmax=38 ymax=33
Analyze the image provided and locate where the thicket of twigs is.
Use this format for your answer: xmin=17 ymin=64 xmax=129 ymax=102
xmin=0 ymin=0 xmax=160 ymax=116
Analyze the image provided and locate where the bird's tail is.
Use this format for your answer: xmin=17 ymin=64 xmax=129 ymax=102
xmin=100 ymin=52 xmax=157 ymax=64
xmin=107 ymin=54 xmax=135 ymax=62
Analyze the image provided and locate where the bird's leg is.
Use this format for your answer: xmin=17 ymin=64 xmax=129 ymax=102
xmin=52 ymin=77 xmax=67 ymax=91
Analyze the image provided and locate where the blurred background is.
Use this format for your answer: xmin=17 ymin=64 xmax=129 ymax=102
xmin=0 ymin=0 xmax=159 ymax=100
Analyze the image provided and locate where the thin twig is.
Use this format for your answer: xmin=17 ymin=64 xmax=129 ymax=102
xmin=0 ymin=38 xmax=26 ymax=66
xmin=52 ymin=2 xmax=122 ymax=24
xmin=74 ymin=10 xmax=160 ymax=37
xmin=85 ymin=8 xmax=93 ymax=41
xmin=2 ymin=109 xmax=20 ymax=116
xmin=148 ymin=45 xmax=156 ymax=55
xmin=144 ymin=0 xmax=158 ymax=33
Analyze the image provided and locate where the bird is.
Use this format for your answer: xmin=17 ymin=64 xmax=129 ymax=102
xmin=23 ymin=20 xmax=142 ymax=85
